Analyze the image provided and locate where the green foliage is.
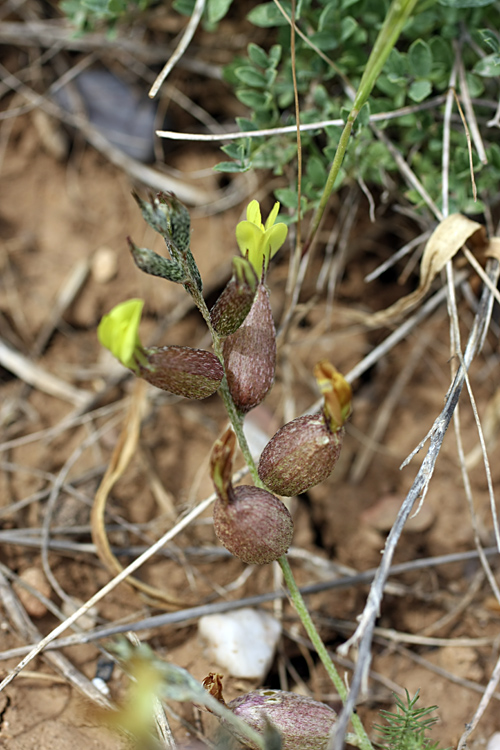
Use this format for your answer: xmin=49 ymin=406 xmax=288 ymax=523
xmin=216 ymin=0 xmax=500 ymax=216
xmin=374 ymin=690 xmax=447 ymax=750
xmin=60 ymin=0 xmax=152 ymax=31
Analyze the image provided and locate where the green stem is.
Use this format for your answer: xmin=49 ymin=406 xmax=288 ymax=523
xmin=190 ymin=282 xmax=262 ymax=485
xmin=278 ymin=555 xmax=373 ymax=750
xmin=201 ymin=255 xmax=372 ymax=747
xmin=304 ymin=0 xmax=420 ymax=254
xmin=217 ymin=380 xmax=372 ymax=747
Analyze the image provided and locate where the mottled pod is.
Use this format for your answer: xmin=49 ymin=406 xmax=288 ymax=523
xmin=213 ymin=485 xmax=293 ymax=565
xmin=258 ymin=413 xmax=344 ymax=496
xmin=139 ymin=346 xmax=223 ymax=399
xmin=224 ymin=689 xmax=337 ymax=750
xmin=210 ymin=429 xmax=293 ymax=564
xmin=222 ymin=283 xmax=276 ymax=413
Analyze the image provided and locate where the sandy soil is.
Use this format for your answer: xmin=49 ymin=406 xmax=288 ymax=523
xmin=1 ymin=6 xmax=500 ymax=750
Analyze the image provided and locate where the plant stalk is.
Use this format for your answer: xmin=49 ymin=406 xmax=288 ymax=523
xmin=197 ymin=246 xmax=373 ymax=748
xmin=304 ymin=0 xmax=420 ymax=254
xmin=278 ymin=554 xmax=373 ymax=750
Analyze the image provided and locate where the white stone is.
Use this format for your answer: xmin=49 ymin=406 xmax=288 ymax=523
xmin=487 ymin=733 xmax=500 ymax=750
xmin=199 ymin=608 xmax=282 ymax=680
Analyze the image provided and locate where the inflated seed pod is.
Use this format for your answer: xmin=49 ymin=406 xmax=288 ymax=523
xmin=213 ymin=485 xmax=293 ymax=565
xmin=222 ymin=283 xmax=276 ymax=413
xmin=224 ymin=689 xmax=337 ymax=750
xmin=258 ymin=414 xmax=344 ymax=497
xmin=258 ymin=362 xmax=352 ymax=496
xmin=211 ymin=429 xmax=293 ymax=564
xmin=210 ymin=256 xmax=258 ymax=337
xmin=139 ymin=346 xmax=223 ymax=399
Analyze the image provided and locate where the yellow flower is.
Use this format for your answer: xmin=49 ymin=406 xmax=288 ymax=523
xmin=235 ymin=200 xmax=288 ymax=276
xmin=97 ymin=299 xmax=145 ymax=372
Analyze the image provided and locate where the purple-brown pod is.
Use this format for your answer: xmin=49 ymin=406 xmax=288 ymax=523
xmin=213 ymin=485 xmax=293 ymax=565
xmin=210 ymin=256 xmax=258 ymax=337
xmin=225 ymin=689 xmax=337 ymax=750
xmin=258 ymin=413 xmax=344 ymax=496
xmin=140 ymin=346 xmax=223 ymax=399
xmin=222 ymin=283 xmax=276 ymax=413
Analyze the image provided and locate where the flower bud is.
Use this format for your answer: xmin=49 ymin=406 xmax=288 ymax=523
xmin=225 ymin=689 xmax=337 ymax=750
xmin=258 ymin=414 xmax=344 ymax=496
xmin=128 ymin=238 xmax=187 ymax=284
xmin=210 ymin=429 xmax=293 ymax=564
xmin=140 ymin=346 xmax=223 ymax=399
xmin=222 ymin=283 xmax=276 ymax=413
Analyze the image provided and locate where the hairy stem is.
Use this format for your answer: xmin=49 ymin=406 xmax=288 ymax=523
xmin=304 ymin=0 xmax=420 ymax=254
xmin=279 ymin=554 xmax=374 ymax=750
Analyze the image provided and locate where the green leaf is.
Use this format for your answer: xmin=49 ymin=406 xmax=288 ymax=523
xmin=439 ymin=0 xmax=495 ymax=5
xmin=247 ymin=2 xmax=290 ymax=27
xmin=207 ymin=0 xmax=233 ymax=23
xmin=318 ymin=3 xmax=337 ymax=31
xmin=236 ymin=117 xmax=256 ymax=132
xmin=235 ymin=66 xmax=268 ymax=87
xmin=306 ymin=156 xmax=327 ymax=188
xmin=268 ymin=44 xmax=282 ymax=67
xmin=409 ymin=39 xmax=433 ymax=78
xmin=310 ymin=31 xmax=339 ymax=52
xmin=465 ymin=71 xmax=485 ymax=97
xmin=172 ymin=0 xmax=195 ymax=15
xmin=213 ymin=161 xmax=249 ymax=173
xmin=478 ymin=29 xmax=500 ymax=54
xmin=408 ymin=79 xmax=432 ymax=102
xmin=236 ymin=89 xmax=273 ymax=109
xmin=247 ymin=42 xmax=269 ymax=68
xmin=474 ymin=53 xmax=500 ymax=77
xmin=340 ymin=16 xmax=358 ymax=42
xmin=274 ymin=187 xmax=298 ymax=208
xmin=221 ymin=142 xmax=244 ymax=160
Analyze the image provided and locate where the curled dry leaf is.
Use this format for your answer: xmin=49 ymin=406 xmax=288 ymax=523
xmin=365 ymin=213 xmax=491 ymax=327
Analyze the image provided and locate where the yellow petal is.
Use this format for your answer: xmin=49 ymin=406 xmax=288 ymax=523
xmin=246 ymin=200 xmax=262 ymax=228
xmin=236 ymin=220 xmax=265 ymax=274
xmin=264 ymin=201 xmax=280 ymax=231
xmin=264 ymin=222 xmax=288 ymax=259
xmin=97 ymin=299 xmax=144 ymax=370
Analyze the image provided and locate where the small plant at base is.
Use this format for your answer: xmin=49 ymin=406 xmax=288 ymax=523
xmin=374 ymin=690 xmax=447 ymax=750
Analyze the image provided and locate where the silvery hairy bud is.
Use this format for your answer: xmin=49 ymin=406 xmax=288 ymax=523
xmin=258 ymin=362 xmax=352 ymax=496
xmin=139 ymin=346 xmax=223 ymax=399
xmin=210 ymin=429 xmax=293 ymax=564
xmin=222 ymin=283 xmax=276 ymax=413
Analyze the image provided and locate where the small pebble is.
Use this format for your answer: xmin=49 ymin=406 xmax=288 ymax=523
xmin=91 ymin=247 xmax=118 ymax=283
xmin=199 ymin=608 xmax=281 ymax=680
xmin=14 ymin=567 xmax=51 ymax=618
xmin=487 ymin=733 xmax=500 ymax=750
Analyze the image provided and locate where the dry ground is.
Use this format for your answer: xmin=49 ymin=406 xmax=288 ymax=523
xmin=1 ymin=4 xmax=500 ymax=749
